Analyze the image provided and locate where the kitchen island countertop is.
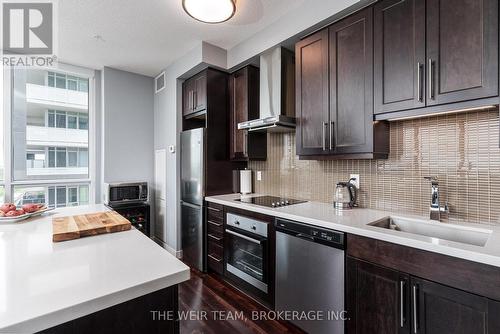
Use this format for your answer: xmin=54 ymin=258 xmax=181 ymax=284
xmin=0 ymin=204 xmax=190 ymax=333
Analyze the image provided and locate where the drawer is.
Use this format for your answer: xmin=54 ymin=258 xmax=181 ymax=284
xmin=207 ymin=232 xmax=223 ymax=245
xmin=207 ymin=248 xmax=223 ymax=275
xmin=207 ymin=219 xmax=223 ymax=235
xmin=208 ymin=241 xmax=223 ymax=259
xmin=207 ymin=206 xmax=223 ymax=222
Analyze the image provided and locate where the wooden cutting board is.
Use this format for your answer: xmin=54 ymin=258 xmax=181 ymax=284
xmin=52 ymin=211 xmax=131 ymax=242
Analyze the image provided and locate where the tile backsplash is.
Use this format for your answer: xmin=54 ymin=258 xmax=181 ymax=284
xmin=249 ymin=109 xmax=500 ymax=225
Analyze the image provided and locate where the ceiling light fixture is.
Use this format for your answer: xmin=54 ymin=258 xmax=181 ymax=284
xmin=182 ymin=0 xmax=236 ymax=24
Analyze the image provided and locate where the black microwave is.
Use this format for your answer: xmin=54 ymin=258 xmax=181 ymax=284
xmin=104 ymin=182 xmax=148 ymax=206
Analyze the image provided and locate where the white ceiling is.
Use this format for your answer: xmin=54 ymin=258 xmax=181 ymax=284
xmin=58 ymin=0 xmax=308 ymax=77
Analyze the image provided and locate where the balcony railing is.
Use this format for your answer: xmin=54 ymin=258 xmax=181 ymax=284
xmin=26 ymin=125 xmax=88 ymax=148
xmin=26 ymin=83 xmax=88 ymax=111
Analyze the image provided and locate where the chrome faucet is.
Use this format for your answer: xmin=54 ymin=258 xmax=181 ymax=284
xmin=424 ymin=177 xmax=449 ymax=221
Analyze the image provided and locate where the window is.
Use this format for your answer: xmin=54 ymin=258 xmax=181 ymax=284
xmin=79 ymin=114 xmax=88 ymax=130
xmin=67 ymin=113 xmax=78 ymax=129
xmin=56 ymin=111 xmax=66 ymax=128
xmin=8 ymin=67 xmax=93 ymax=208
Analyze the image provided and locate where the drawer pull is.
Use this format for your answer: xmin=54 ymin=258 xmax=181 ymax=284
xmin=207 ymin=206 xmax=221 ymax=212
xmin=208 ymin=220 xmax=222 ymax=227
xmin=208 ymin=234 xmax=223 ymax=241
xmin=208 ymin=254 xmax=222 ymax=262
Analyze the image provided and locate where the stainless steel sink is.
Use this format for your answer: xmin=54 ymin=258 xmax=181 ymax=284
xmin=368 ymin=216 xmax=492 ymax=247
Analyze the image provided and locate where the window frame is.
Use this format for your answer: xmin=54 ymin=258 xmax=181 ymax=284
xmin=3 ymin=63 xmax=96 ymax=206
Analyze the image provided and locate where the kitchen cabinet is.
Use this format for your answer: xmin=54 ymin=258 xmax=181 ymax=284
xmin=374 ymin=0 xmax=426 ymax=113
xmin=412 ymin=277 xmax=493 ymax=334
xmin=295 ymin=8 xmax=389 ymax=159
xmin=182 ymin=70 xmax=208 ymax=118
xmin=346 ymin=257 xmax=410 ymax=334
xmin=206 ymin=202 xmax=224 ymax=275
xmin=295 ymin=28 xmax=330 ymax=156
xmin=347 ymin=234 xmax=500 ymax=334
xmin=374 ymin=0 xmax=498 ymax=118
xmin=229 ymin=66 xmax=267 ymax=161
xmin=426 ymin=0 xmax=498 ymax=106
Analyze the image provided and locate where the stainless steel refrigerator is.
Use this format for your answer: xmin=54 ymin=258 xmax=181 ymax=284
xmin=181 ymin=128 xmax=205 ymax=271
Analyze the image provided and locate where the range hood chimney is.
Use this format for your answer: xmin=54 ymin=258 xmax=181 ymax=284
xmin=238 ymin=47 xmax=296 ymax=132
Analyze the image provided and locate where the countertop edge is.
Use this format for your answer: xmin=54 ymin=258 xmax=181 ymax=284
xmin=205 ymin=196 xmax=500 ymax=269
xmin=3 ymin=268 xmax=191 ymax=333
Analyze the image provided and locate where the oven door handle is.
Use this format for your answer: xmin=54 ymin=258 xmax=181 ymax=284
xmin=225 ymin=229 xmax=262 ymax=245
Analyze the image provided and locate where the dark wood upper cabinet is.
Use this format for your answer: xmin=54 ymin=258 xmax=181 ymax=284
xmin=426 ymin=0 xmax=498 ymax=106
xmin=374 ymin=0 xmax=498 ymax=119
xmin=295 ymin=28 xmax=330 ymax=156
xmin=347 ymin=257 xmax=410 ymax=334
xmin=229 ymin=66 xmax=267 ymax=161
xmin=193 ymin=71 xmax=207 ymax=112
xmin=412 ymin=277 xmax=493 ymax=334
xmin=329 ymin=8 xmax=376 ymax=154
xmin=296 ymin=8 xmax=389 ymax=159
xmin=182 ymin=71 xmax=207 ymax=117
xmin=182 ymin=78 xmax=195 ymax=117
xmin=374 ymin=0 xmax=426 ymax=114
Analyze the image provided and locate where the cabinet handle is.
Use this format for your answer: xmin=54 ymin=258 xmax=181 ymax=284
xmin=412 ymin=284 xmax=418 ymax=334
xmin=208 ymin=254 xmax=222 ymax=262
xmin=192 ymin=91 xmax=195 ymax=110
xmin=329 ymin=121 xmax=334 ymax=151
xmin=207 ymin=206 xmax=221 ymax=212
xmin=193 ymin=90 xmax=197 ymax=110
xmin=208 ymin=220 xmax=222 ymax=227
xmin=417 ymin=62 xmax=423 ymax=102
xmin=322 ymin=122 xmax=328 ymax=150
xmin=400 ymin=280 xmax=405 ymax=328
xmin=243 ymin=131 xmax=248 ymax=157
xmin=428 ymin=59 xmax=434 ymax=100
xmin=208 ymin=234 xmax=223 ymax=241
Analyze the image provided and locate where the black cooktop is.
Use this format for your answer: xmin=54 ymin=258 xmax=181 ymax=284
xmin=236 ymin=196 xmax=307 ymax=208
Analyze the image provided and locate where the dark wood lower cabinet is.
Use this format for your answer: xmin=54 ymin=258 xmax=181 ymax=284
xmin=347 ymin=257 xmax=410 ymax=334
xmin=347 ymin=235 xmax=500 ymax=334
xmin=412 ymin=277 xmax=493 ymax=334
xmin=38 ymin=286 xmax=179 ymax=334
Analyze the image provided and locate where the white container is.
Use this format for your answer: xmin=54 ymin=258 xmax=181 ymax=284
xmin=240 ymin=169 xmax=252 ymax=194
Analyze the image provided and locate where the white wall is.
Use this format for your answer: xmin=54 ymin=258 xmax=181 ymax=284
xmin=101 ymin=67 xmax=154 ymax=191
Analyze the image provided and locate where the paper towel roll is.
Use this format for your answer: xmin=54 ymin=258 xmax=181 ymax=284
xmin=240 ymin=169 xmax=252 ymax=194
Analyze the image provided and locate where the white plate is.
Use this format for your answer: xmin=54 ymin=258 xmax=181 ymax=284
xmin=0 ymin=207 xmax=54 ymax=223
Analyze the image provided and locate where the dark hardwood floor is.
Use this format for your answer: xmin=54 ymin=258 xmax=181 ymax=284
xmin=179 ymin=269 xmax=305 ymax=334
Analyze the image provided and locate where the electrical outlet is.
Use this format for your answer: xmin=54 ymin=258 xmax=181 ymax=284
xmin=350 ymin=174 xmax=360 ymax=189
xmin=256 ymin=171 xmax=262 ymax=181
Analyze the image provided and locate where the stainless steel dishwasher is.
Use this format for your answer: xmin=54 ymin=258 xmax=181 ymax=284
xmin=275 ymin=218 xmax=345 ymax=334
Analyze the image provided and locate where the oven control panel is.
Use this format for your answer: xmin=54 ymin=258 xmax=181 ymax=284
xmin=226 ymin=213 xmax=268 ymax=237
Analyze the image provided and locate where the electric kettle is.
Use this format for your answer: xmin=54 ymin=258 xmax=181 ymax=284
xmin=334 ymin=178 xmax=358 ymax=209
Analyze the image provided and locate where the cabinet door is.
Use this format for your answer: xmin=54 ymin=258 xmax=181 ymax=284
xmin=229 ymin=69 xmax=249 ymax=159
xmin=193 ymin=71 xmax=207 ymax=112
xmin=182 ymin=79 xmax=194 ymax=116
xmin=329 ymin=8 xmax=374 ymax=154
xmin=347 ymin=257 xmax=410 ymax=334
xmin=426 ymin=0 xmax=498 ymax=106
xmin=411 ymin=277 xmax=490 ymax=334
xmin=374 ymin=0 xmax=425 ymax=114
xmin=295 ymin=29 xmax=330 ymax=156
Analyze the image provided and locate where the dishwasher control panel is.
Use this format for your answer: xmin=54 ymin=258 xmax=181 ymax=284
xmin=275 ymin=219 xmax=345 ymax=249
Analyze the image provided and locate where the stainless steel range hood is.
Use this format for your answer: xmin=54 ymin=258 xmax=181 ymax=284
xmin=238 ymin=47 xmax=296 ymax=132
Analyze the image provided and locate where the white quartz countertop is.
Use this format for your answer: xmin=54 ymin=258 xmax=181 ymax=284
xmin=206 ymin=194 xmax=500 ymax=269
xmin=0 ymin=204 xmax=190 ymax=333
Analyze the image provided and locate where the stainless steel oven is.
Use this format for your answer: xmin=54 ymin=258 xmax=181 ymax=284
xmin=224 ymin=213 xmax=269 ymax=295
